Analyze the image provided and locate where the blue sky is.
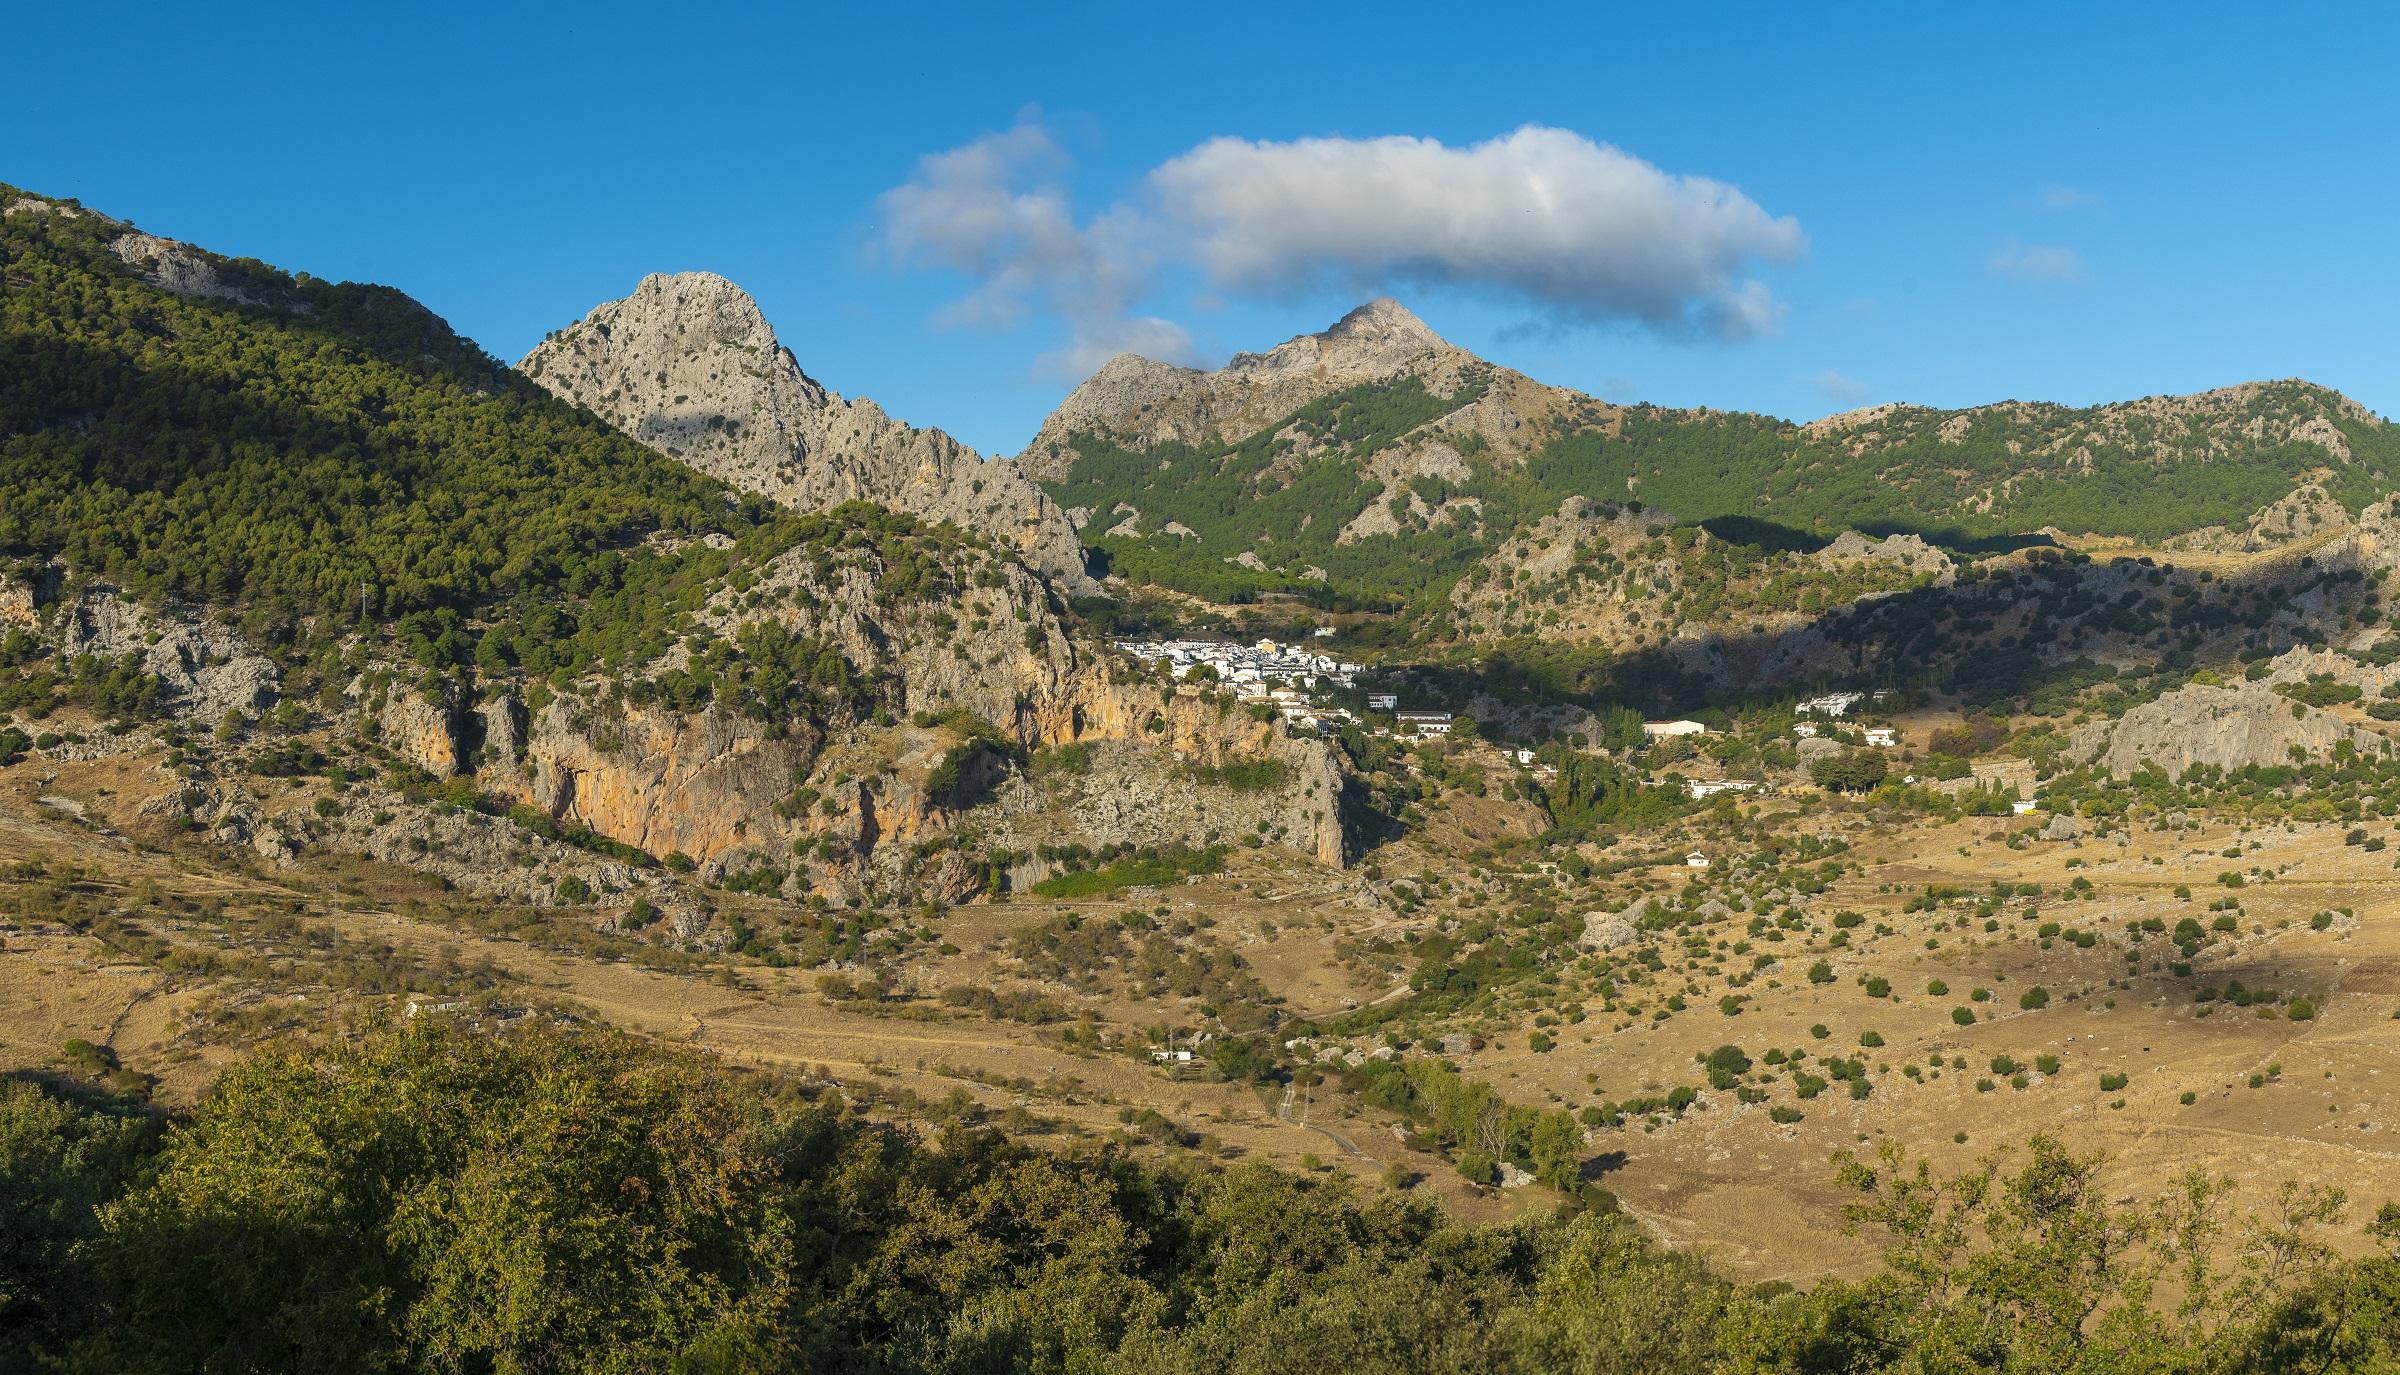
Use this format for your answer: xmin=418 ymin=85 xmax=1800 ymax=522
xmin=9 ymin=2 xmax=2398 ymax=454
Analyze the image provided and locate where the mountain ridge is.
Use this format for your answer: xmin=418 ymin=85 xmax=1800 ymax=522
xmin=1026 ymin=297 xmax=2399 ymax=614
xmin=521 ymin=272 xmax=1094 ymax=591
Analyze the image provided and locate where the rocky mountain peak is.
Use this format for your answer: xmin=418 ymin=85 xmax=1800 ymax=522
xmin=521 ymin=276 xmax=1091 ymax=591
xmin=1328 ymin=297 xmax=1444 ymax=349
xmin=1017 ymin=299 xmax=1467 ymax=479
xmin=1223 ymin=297 xmax=1448 ymax=385
xmin=619 ymin=270 xmax=779 ymax=350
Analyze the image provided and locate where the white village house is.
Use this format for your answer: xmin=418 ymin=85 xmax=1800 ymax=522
xmin=1796 ymin=691 xmax=1865 ymax=718
xmin=1642 ymin=719 xmax=1710 ymax=739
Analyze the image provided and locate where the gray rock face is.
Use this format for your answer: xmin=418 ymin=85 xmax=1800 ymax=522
xmin=519 ymin=273 xmax=1091 ymax=591
xmin=2074 ymin=680 xmax=2384 ymax=777
xmin=53 ymin=589 xmax=278 ymax=721
xmin=108 ymin=230 xmax=264 ymax=305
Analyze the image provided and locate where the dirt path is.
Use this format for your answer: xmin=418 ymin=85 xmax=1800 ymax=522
xmin=1278 ymin=1080 xmax=1376 ymax=1163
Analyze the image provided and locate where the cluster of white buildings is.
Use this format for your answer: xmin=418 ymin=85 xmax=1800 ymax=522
xmin=1110 ymin=638 xmax=1482 ymax=740
xmin=1116 ymin=638 xmax=1368 ymax=733
xmin=1796 ymin=689 xmax=1894 ymax=719
xmin=1792 ymin=721 xmax=1897 ymax=747
xmin=1114 ymin=638 xmax=1361 ymax=691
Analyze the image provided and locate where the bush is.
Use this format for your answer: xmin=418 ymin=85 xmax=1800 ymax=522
xmin=2099 ymin=1072 xmax=2129 ymax=1092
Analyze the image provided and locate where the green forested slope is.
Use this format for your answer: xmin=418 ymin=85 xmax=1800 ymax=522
xmin=1573 ymin=389 xmax=2397 ymax=542
xmin=0 ymin=186 xmax=926 ymax=681
xmin=1044 ymin=354 xmax=2398 ymax=612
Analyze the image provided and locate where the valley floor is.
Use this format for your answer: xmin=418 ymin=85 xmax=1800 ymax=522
xmin=12 ymin=719 xmax=2400 ymax=1282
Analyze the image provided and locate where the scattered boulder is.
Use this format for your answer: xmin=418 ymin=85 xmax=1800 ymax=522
xmin=1580 ymin=910 xmax=1638 ymax=951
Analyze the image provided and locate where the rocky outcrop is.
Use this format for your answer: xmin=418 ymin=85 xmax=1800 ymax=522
xmin=108 ymin=230 xmax=267 ymax=305
xmin=0 ymin=562 xmax=59 ymax=626
xmin=438 ymin=668 xmax=1349 ymax=899
xmin=1813 ymin=530 xmax=1954 ymax=578
xmin=50 ymin=587 xmax=278 ymax=720
xmin=2073 ymin=679 xmax=2385 ymax=777
xmin=519 ymin=272 xmax=1091 ymax=591
xmin=365 ymin=685 xmax=466 ymax=777
xmin=2241 ymin=482 xmax=2352 ymax=548
xmin=505 ymin=698 xmax=822 ymax=870
xmin=339 ymin=523 xmax=1351 ymax=895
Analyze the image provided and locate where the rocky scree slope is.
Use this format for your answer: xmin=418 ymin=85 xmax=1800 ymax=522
xmin=520 ymin=272 xmax=1093 ymax=592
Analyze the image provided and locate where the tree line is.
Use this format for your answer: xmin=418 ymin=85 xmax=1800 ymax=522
xmin=12 ymin=1021 xmax=2400 ymax=1372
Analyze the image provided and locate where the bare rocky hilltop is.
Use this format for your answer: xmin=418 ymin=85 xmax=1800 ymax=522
xmin=521 ymin=272 xmax=1093 ymax=591
xmin=1017 ymin=298 xmax=1592 ymax=484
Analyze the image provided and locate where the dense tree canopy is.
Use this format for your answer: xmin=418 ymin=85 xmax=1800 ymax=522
xmin=12 ymin=1024 xmax=2400 ymax=1373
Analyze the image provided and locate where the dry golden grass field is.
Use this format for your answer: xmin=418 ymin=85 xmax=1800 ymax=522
xmin=10 ymin=715 xmax=2400 ymax=1280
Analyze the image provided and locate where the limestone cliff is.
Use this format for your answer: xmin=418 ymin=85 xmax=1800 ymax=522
xmin=518 ymin=272 xmax=1092 ymax=591
xmin=355 ymin=527 xmax=1350 ymax=898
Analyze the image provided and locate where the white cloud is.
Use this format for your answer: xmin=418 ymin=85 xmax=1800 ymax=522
xmin=2037 ymin=184 xmax=2100 ymax=210
xmin=1149 ymin=126 xmax=1804 ymax=341
xmin=876 ymin=117 xmax=1195 ymax=378
xmin=1987 ymin=240 xmax=2088 ymax=286
xmin=875 ymin=120 xmax=1804 ymax=372
xmin=1805 ymin=369 xmax=1871 ymax=404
